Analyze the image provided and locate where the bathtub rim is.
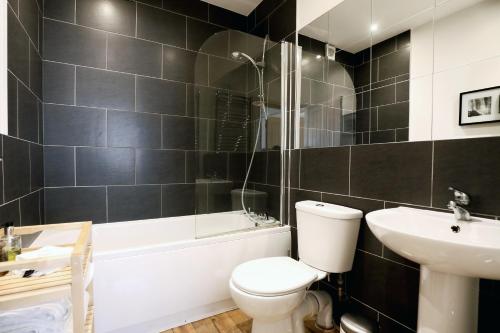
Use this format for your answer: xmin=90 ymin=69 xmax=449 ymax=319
xmin=93 ymin=224 xmax=290 ymax=261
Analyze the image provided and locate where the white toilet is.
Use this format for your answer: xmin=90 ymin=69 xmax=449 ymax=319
xmin=230 ymin=200 xmax=363 ymax=333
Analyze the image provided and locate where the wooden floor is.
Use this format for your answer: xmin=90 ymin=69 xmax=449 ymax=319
xmin=162 ymin=309 xmax=252 ymax=333
xmin=162 ymin=310 xmax=338 ymax=333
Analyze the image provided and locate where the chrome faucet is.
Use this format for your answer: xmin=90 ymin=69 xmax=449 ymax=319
xmin=447 ymin=187 xmax=472 ymax=222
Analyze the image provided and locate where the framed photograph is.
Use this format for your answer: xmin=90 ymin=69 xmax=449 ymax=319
xmin=459 ymin=86 xmax=500 ymax=126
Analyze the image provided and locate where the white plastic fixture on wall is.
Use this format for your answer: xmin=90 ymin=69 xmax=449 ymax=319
xmin=0 ymin=0 xmax=7 ymax=135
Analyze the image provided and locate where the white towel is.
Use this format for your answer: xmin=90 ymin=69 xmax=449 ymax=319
xmin=15 ymin=246 xmax=73 ymax=277
xmin=0 ymin=298 xmax=72 ymax=333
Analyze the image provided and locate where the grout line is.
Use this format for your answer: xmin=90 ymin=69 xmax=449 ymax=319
xmin=133 ymin=149 xmax=137 ymax=185
xmin=42 ymin=58 xmax=243 ymax=93
xmin=430 ymin=141 xmax=434 ymax=207
xmin=7 ymin=68 xmax=42 ymax=104
xmin=73 ymin=147 xmax=77 ymax=186
xmin=7 ymin=4 xmax=41 ymax=59
xmin=105 ymin=186 xmax=109 ymax=223
xmin=348 ymin=146 xmax=351 ymax=195
xmin=105 ymin=33 xmax=108 ymax=69
xmin=134 ymin=75 xmax=137 ymax=111
xmin=18 ymin=196 xmax=22 ymax=226
xmin=105 ymin=109 xmax=108 ymax=147
xmin=73 ymin=65 xmax=77 ymax=104
xmin=1 ymin=137 xmax=4 ymax=204
xmin=357 ymin=248 xmax=419 ymax=271
xmin=42 ymin=15 xmax=246 ymax=60
xmin=28 ymin=141 xmax=32 ymax=192
xmin=16 ymin=80 xmax=19 ymax=136
xmin=161 ymin=46 xmax=164 ymax=79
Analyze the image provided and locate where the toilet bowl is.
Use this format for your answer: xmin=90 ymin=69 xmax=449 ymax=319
xmin=230 ymin=201 xmax=363 ymax=333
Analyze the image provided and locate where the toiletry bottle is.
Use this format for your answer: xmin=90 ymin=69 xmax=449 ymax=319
xmin=1 ymin=223 xmax=22 ymax=262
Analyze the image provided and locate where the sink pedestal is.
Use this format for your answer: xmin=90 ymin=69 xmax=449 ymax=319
xmin=418 ymin=266 xmax=479 ymax=333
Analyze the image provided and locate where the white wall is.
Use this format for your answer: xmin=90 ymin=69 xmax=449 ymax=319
xmin=297 ymin=0 xmax=345 ymax=30
xmin=0 ymin=0 xmax=7 ymax=135
xmin=410 ymin=0 xmax=500 ymax=141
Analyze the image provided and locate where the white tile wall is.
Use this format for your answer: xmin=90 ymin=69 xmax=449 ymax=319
xmin=410 ymin=0 xmax=500 ymax=140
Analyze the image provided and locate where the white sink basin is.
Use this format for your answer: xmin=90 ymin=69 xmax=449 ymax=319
xmin=366 ymin=207 xmax=500 ymax=333
xmin=366 ymin=207 xmax=500 ymax=279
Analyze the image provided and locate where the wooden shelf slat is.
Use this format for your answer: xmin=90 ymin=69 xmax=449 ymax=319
xmin=0 ymin=221 xmax=94 ymax=333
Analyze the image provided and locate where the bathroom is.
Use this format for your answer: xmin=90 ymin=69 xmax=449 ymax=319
xmin=0 ymin=0 xmax=499 ymax=332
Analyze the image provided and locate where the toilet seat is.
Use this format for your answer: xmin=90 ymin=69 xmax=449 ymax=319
xmin=231 ymin=257 xmax=327 ymax=297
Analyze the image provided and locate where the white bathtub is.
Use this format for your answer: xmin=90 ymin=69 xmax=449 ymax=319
xmin=92 ymin=211 xmax=290 ymax=333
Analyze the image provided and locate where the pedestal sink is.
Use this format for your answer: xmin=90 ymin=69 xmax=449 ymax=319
xmin=366 ymin=207 xmax=500 ymax=333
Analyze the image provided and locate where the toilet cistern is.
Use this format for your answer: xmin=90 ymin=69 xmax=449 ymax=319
xmin=229 ymin=201 xmax=363 ymax=333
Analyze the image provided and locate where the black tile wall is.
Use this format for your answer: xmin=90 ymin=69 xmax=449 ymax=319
xmin=44 ymin=104 xmax=106 ymax=146
xmin=187 ymin=18 xmax=226 ymax=57
xmin=162 ymin=184 xmax=196 ymax=217
xmin=349 ymin=251 xmax=419 ymax=328
xmin=76 ymin=0 xmax=136 ymax=36
xmin=108 ymin=185 xmax=162 ymax=222
xmin=20 ymin=191 xmax=41 ymax=226
xmin=8 ymin=7 xmax=30 ymax=85
xmin=44 ymin=146 xmax=75 ymax=187
xmin=135 ymin=149 xmax=185 ymax=184
xmin=433 ymin=137 xmax=500 ymax=216
xmin=162 ymin=0 xmax=208 ymax=21
xmin=30 ymin=143 xmax=44 ymax=191
xmin=45 ymin=187 xmax=107 ymax=223
xmin=108 ymin=110 xmax=161 ymax=148
xmin=7 ymin=73 xmax=17 ymax=137
xmin=3 ymin=136 xmax=31 ymax=202
xmin=75 ymin=147 xmax=135 ymax=186
xmin=300 ymin=147 xmax=350 ymax=194
xmin=44 ymin=0 xmax=75 ymax=22
xmin=136 ymin=76 xmax=186 ymax=115
xmin=0 ymin=200 xmax=21 ymax=227
xmin=42 ymin=0 xmax=259 ymax=224
xmin=290 ymin=136 xmax=500 ymax=331
xmin=137 ymin=3 xmax=186 ymax=47
xmin=350 ymin=142 xmax=432 ymax=205
xmin=268 ymin=0 xmax=295 ymax=42
xmin=162 ymin=46 xmax=207 ymax=84
xmin=2 ymin=0 xmax=44 ymax=227
xmin=300 ymin=31 xmax=409 ymax=148
xmin=29 ymin=44 xmax=43 ymax=99
xmin=250 ymin=0 xmax=296 ymax=42
xmin=162 ymin=116 xmax=195 ymax=150
xmin=107 ymin=34 xmax=162 ymax=77
xmin=17 ymin=83 xmax=39 ymax=142
xmin=208 ymin=5 xmax=247 ymax=32
xmin=43 ymin=61 xmax=75 ymax=105
xmin=76 ymin=67 xmax=135 ymax=110
xmin=44 ymin=19 xmax=107 ymax=68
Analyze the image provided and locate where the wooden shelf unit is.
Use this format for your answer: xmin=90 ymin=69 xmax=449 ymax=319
xmin=0 ymin=222 xmax=94 ymax=333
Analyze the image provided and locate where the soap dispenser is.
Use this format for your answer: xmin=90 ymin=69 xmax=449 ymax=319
xmin=1 ymin=222 xmax=22 ymax=262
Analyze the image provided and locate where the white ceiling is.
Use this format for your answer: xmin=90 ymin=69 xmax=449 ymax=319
xmin=300 ymin=0 xmax=485 ymax=53
xmin=202 ymin=0 xmax=264 ymax=16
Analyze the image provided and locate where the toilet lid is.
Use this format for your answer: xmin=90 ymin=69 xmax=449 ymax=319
xmin=231 ymin=257 xmax=321 ymax=296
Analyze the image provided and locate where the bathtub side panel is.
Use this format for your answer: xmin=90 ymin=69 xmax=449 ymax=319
xmin=93 ymin=229 xmax=291 ymax=333
xmin=92 ymin=216 xmax=196 ymax=252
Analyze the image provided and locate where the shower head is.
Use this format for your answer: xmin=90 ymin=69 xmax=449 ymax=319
xmin=232 ymin=51 xmax=268 ymax=119
xmin=231 ymin=51 xmax=264 ymax=69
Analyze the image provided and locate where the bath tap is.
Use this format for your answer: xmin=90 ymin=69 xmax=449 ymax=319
xmin=447 ymin=187 xmax=472 ymax=222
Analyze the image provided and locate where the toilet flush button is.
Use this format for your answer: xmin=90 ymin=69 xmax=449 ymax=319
xmin=316 ymin=204 xmax=324 ymax=207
